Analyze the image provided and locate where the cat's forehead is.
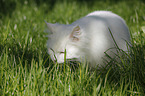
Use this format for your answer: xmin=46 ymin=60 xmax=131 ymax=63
xmin=47 ymin=24 xmax=77 ymax=51
xmin=48 ymin=23 xmax=74 ymax=33
xmin=47 ymin=25 xmax=73 ymax=44
xmin=47 ymin=35 xmax=69 ymax=51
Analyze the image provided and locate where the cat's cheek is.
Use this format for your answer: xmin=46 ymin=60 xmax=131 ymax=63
xmin=48 ymin=49 xmax=55 ymax=61
xmin=56 ymin=54 xmax=65 ymax=63
xmin=66 ymin=51 xmax=79 ymax=60
xmin=49 ymin=54 xmax=56 ymax=62
xmin=66 ymin=47 xmax=80 ymax=59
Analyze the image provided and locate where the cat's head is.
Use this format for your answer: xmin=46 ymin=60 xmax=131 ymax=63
xmin=45 ymin=22 xmax=82 ymax=63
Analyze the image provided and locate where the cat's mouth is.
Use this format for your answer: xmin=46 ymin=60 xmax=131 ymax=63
xmin=54 ymin=58 xmax=80 ymax=65
xmin=67 ymin=58 xmax=79 ymax=62
xmin=65 ymin=58 xmax=80 ymax=65
xmin=66 ymin=58 xmax=80 ymax=68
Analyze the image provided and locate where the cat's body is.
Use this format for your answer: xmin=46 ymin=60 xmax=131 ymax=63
xmin=46 ymin=11 xmax=130 ymax=68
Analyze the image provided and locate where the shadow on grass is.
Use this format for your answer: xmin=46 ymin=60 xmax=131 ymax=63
xmin=1 ymin=0 xmax=144 ymax=19
xmin=131 ymin=43 xmax=145 ymax=92
xmin=0 ymin=0 xmax=16 ymax=18
xmin=0 ymin=41 xmax=79 ymax=73
xmin=0 ymin=41 xmax=49 ymax=68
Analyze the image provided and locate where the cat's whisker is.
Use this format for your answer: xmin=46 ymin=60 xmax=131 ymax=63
xmin=67 ymin=58 xmax=79 ymax=62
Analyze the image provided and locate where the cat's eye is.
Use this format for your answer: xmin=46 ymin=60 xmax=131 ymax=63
xmin=59 ymin=52 xmax=65 ymax=54
xmin=50 ymin=48 xmax=55 ymax=52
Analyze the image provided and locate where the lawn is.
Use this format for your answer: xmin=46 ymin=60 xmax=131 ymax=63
xmin=0 ymin=0 xmax=145 ymax=95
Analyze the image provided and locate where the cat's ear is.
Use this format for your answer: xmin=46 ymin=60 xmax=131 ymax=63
xmin=70 ymin=26 xmax=81 ymax=42
xmin=45 ymin=21 xmax=56 ymax=33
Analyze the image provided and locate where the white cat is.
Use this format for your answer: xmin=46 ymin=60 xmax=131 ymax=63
xmin=46 ymin=11 xmax=130 ymax=68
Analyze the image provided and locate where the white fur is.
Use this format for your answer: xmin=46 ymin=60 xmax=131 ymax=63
xmin=46 ymin=11 xmax=130 ymax=67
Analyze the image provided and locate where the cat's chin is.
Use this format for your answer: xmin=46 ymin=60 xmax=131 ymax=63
xmin=67 ymin=58 xmax=80 ymax=62
xmin=56 ymin=58 xmax=80 ymax=64
xmin=56 ymin=60 xmax=65 ymax=63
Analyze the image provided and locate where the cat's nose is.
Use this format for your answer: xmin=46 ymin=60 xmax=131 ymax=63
xmin=52 ymin=56 xmax=57 ymax=63
xmin=54 ymin=60 xmax=57 ymax=63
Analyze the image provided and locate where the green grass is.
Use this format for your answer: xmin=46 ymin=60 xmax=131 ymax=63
xmin=0 ymin=0 xmax=145 ymax=95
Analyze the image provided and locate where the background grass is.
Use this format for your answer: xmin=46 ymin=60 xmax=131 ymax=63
xmin=0 ymin=0 xmax=145 ymax=95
